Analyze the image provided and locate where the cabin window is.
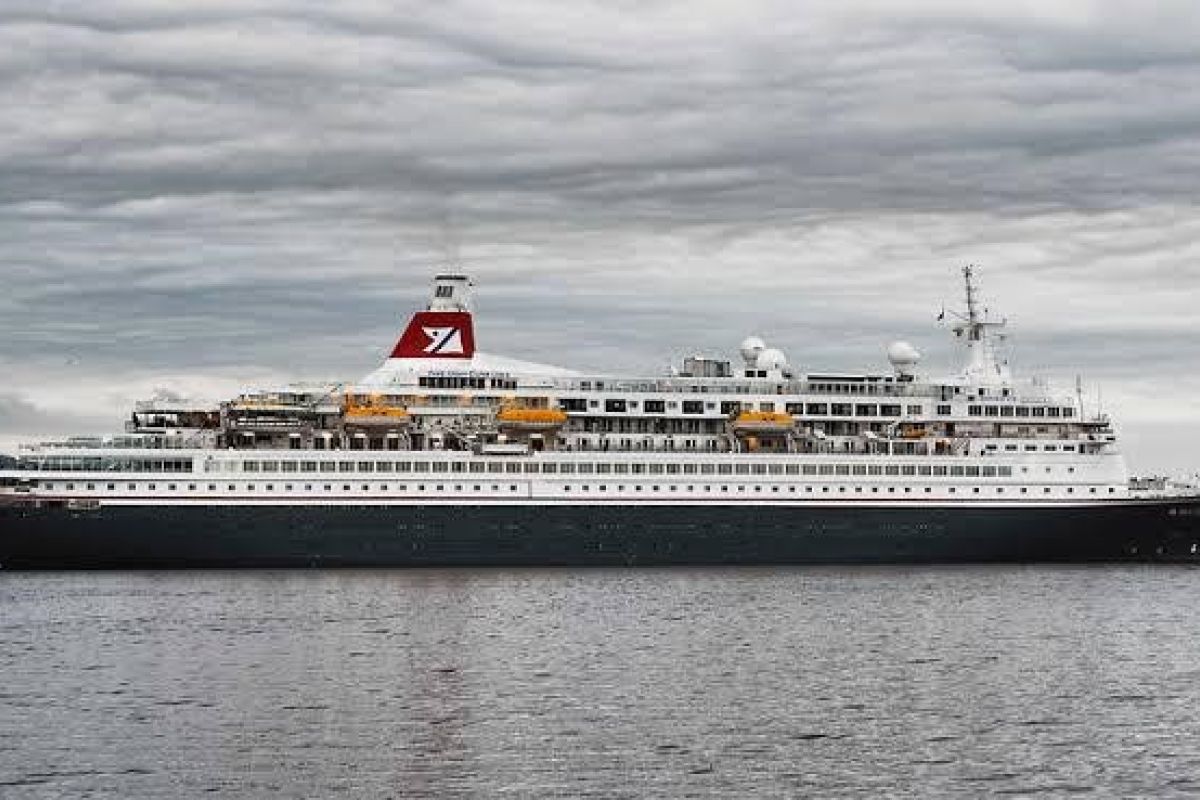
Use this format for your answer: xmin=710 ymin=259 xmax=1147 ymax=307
xmin=605 ymin=399 xmax=627 ymax=413
xmin=683 ymin=401 xmax=704 ymax=414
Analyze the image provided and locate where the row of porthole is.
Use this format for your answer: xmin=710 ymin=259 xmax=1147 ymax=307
xmin=36 ymin=481 xmax=1118 ymax=496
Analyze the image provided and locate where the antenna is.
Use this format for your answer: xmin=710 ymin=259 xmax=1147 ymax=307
xmin=963 ymin=264 xmax=980 ymax=327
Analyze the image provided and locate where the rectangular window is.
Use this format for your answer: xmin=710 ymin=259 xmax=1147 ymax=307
xmin=644 ymin=400 xmax=666 ymax=414
xmin=1016 ymin=407 xmax=1030 ymax=417
xmin=577 ymin=463 xmax=595 ymax=474
xmin=541 ymin=463 xmax=557 ymax=474
xmin=968 ymin=405 xmax=982 ymax=416
xmin=830 ymin=403 xmax=853 ymax=416
xmin=735 ymin=464 xmax=750 ymax=475
xmin=985 ymin=406 xmax=999 ymax=416
xmin=965 ymin=466 xmax=981 ymax=477
xmin=906 ymin=405 xmax=923 ymax=415
xmin=358 ymin=461 xmax=374 ymax=473
xmin=802 ymin=465 xmax=818 ymax=476
xmin=682 ymin=400 xmax=704 ymax=414
xmin=339 ymin=461 xmax=354 ymax=473
xmin=524 ymin=463 xmax=539 ymax=474
xmin=320 ymin=461 xmax=337 ymax=472
xmin=605 ymin=399 xmax=627 ymax=413
xmin=805 ymin=403 xmax=829 ymax=416
xmin=880 ymin=405 xmax=901 ymax=417
xmin=243 ymin=461 xmax=260 ymax=473
xmin=937 ymin=405 xmax=952 ymax=415
xmin=855 ymin=404 xmax=878 ymax=417
xmin=432 ymin=462 xmax=449 ymax=473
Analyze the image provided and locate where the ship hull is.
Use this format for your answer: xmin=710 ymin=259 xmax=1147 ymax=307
xmin=2 ymin=499 xmax=1199 ymax=568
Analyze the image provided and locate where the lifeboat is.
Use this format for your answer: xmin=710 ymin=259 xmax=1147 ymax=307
xmin=343 ymin=396 xmax=410 ymax=426
xmin=732 ymin=411 xmax=795 ymax=434
xmin=497 ymin=407 xmax=568 ymax=430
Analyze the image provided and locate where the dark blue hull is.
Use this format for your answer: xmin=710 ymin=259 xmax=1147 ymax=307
xmin=2 ymin=499 xmax=1200 ymax=568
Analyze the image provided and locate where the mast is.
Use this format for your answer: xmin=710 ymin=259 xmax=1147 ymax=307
xmin=963 ymin=265 xmax=980 ymax=336
xmin=948 ymin=265 xmax=1010 ymax=386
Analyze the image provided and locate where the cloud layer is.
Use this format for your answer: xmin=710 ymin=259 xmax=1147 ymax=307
xmin=1 ymin=1 xmax=1199 ymax=470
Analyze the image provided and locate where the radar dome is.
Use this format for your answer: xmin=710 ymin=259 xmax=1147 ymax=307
xmin=887 ymin=341 xmax=922 ymax=375
xmin=740 ymin=336 xmax=766 ymax=363
xmin=756 ymin=348 xmax=789 ymax=372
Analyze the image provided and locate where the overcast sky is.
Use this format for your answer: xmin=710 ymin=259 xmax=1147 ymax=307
xmin=1 ymin=1 xmax=1198 ymax=471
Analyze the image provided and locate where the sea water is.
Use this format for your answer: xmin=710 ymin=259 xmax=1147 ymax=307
xmin=2 ymin=566 xmax=1199 ymax=798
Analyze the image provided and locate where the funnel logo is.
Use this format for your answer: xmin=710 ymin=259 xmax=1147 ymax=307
xmin=422 ymin=326 xmax=464 ymax=356
xmin=390 ymin=311 xmax=476 ymax=360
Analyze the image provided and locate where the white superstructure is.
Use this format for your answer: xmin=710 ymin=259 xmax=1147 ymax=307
xmin=5 ymin=267 xmax=1190 ymax=509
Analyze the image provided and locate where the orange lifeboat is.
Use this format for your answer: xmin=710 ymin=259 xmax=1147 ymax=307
xmin=497 ymin=407 xmax=568 ymax=430
xmin=732 ymin=411 xmax=795 ymax=433
xmin=343 ymin=396 xmax=411 ymax=426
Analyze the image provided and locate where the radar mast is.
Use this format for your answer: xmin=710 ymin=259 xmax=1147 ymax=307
xmin=947 ymin=265 xmax=1011 ymax=386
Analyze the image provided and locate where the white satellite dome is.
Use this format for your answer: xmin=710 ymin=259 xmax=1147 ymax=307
xmin=887 ymin=341 xmax=922 ymax=375
xmin=756 ymin=347 xmax=789 ymax=372
xmin=740 ymin=336 xmax=766 ymax=363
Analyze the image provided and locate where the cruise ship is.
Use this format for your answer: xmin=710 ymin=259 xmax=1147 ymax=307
xmin=2 ymin=268 xmax=1198 ymax=567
